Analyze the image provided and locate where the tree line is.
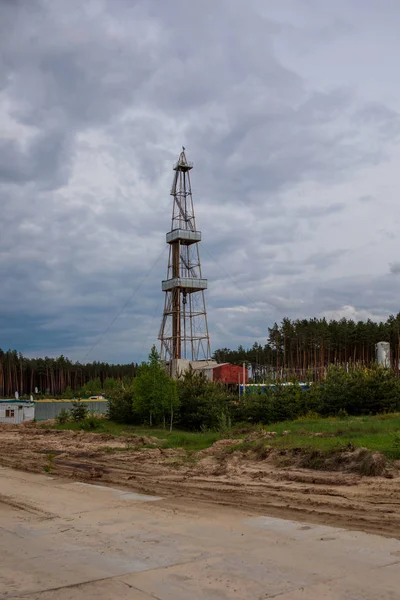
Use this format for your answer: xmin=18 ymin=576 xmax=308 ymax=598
xmin=0 ymin=349 xmax=137 ymax=398
xmin=2 ymin=313 xmax=400 ymax=397
xmin=213 ymin=314 xmax=400 ymax=380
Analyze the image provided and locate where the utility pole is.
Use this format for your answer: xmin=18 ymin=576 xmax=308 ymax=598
xmin=159 ymin=149 xmax=211 ymax=364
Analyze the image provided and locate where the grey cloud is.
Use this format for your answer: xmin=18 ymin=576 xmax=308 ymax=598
xmin=304 ymin=249 xmax=348 ymax=269
xmin=0 ymin=127 xmax=74 ymax=186
xmin=389 ymin=263 xmax=400 ymax=275
xmin=353 ymin=103 xmax=400 ymax=139
xmin=267 ymin=296 xmax=304 ymax=310
xmin=294 ymin=202 xmax=345 ymax=219
xmin=359 ymin=194 xmax=376 ymax=203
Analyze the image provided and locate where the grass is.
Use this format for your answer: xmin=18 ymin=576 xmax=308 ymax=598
xmin=45 ymin=419 xmax=221 ymax=452
xmin=45 ymin=412 xmax=400 ymax=458
xmin=261 ymin=413 xmax=400 ymax=459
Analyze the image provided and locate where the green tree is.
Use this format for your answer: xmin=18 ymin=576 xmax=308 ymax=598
xmin=83 ymin=378 xmax=102 ymax=396
xmin=177 ymin=368 xmax=234 ymax=431
xmin=134 ymin=346 xmax=179 ymax=428
xmin=70 ymin=400 xmax=88 ymax=422
xmin=107 ymin=385 xmax=136 ymax=424
xmin=163 ymin=377 xmax=179 ymax=431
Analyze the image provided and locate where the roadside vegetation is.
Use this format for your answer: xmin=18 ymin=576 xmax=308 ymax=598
xmin=50 ymin=411 xmax=400 ymax=460
xmin=49 ymin=419 xmax=221 ymax=452
xmin=44 ymin=347 xmax=400 ymax=462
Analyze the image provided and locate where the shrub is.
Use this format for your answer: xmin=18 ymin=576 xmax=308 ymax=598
xmin=337 ymin=408 xmax=349 ymax=419
xmin=83 ymin=378 xmax=102 ymax=397
xmin=177 ymin=370 xmax=235 ymax=431
xmin=70 ymin=400 xmax=88 ymax=422
xmin=320 ymin=365 xmax=400 ymax=417
xmin=55 ymin=408 xmax=70 ymax=424
xmin=107 ymin=388 xmax=136 ymax=424
xmin=44 ymin=452 xmax=55 ymax=473
xmin=391 ymin=431 xmax=400 ymax=449
xmin=297 ymin=411 xmax=320 ymax=421
xmin=79 ymin=414 xmax=102 ymax=431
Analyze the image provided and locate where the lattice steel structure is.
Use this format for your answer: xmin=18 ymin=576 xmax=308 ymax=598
xmin=159 ymin=149 xmax=211 ymax=361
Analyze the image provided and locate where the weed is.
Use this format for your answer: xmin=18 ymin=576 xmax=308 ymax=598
xmin=337 ymin=408 xmax=349 ymax=419
xmin=217 ymin=411 xmax=232 ymax=436
xmin=44 ymin=452 xmax=55 ymax=473
xmin=250 ymin=440 xmax=271 ymax=460
xmin=391 ymin=431 xmax=400 ymax=449
xmin=297 ymin=411 xmax=320 ymax=421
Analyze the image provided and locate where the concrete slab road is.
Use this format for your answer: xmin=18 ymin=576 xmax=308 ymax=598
xmin=1 ymin=466 xmax=399 ymax=599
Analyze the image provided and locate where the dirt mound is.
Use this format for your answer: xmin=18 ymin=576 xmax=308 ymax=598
xmin=245 ymin=430 xmax=277 ymax=442
xmin=35 ymin=419 xmax=56 ymax=426
xmin=0 ymin=423 xmax=20 ymax=431
xmin=124 ymin=435 xmax=166 ymax=447
xmin=282 ymin=446 xmax=389 ymax=477
xmin=199 ymin=439 xmax=238 ymax=456
xmin=201 ymin=437 xmax=389 ymax=477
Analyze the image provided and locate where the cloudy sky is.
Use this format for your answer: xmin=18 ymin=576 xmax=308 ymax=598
xmin=2 ymin=0 xmax=400 ymax=363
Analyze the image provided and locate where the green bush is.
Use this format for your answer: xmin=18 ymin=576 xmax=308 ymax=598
xmin=177 ymin=369 xmax=235 ymax=431
xmin=55 ymin=408 xmax=70 ymax=424
xmin=63 ymin=386 xmax=74 ymax=399
xmin=320 ymin=365 xmax=400 ymax=417
xmin=228 ymin=366 xmax=400 ymax=427
xmin=82 ymin=378 xmax=102 ymax=397
xmin=79 ymin=414 xmax=102 ymax=431
xmin=70 ymin=400 xmax=88 ymax=422
xmin=107 ymin=388 xmax=136 ymax=424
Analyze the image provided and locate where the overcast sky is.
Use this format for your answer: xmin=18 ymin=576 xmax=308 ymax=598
xmin=2 ymin=0 xmax=400 ymax=363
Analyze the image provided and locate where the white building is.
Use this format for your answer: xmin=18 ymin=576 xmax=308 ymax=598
xmin=166 ymin=358 xmax=218 ymax=379
xmin=0 ymin=401 xmax=35 ymax=424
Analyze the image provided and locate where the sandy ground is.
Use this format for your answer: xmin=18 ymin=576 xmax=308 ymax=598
xmin=1 ymin=423 xmax=400 ymax=540
xmin=2 ymin=466 xmax=400 ymax=599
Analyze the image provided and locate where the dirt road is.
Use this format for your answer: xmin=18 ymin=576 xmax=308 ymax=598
xmin=2 ymin=466 xmax=400 ymax=599
xmin=1 ymin=424 xmax=400 ymax=540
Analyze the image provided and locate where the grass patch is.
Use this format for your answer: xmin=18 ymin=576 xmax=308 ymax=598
xmin=46 ymin=419 xmax=221 ymax=452
xmin=161 ymin=431 xmax=220 ymax=452
xmin=45 ymin=413 xmax=400 ymax=459
xmin=262 ymin=413 xmax=400 ymax=459
xmin=44 ymin=419 xmax=136 ymax=436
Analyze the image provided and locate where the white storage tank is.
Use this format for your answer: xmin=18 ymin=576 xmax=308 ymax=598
xmin=376 ymin=341 xmax=391 ymax=367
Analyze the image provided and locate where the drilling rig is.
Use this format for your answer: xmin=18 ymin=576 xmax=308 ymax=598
xmin=159 ymin=149 xmax=212 ymax=377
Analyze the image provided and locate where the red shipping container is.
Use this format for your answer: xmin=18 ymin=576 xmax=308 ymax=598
xmin=212 ymin=363 xmax=249 ymax=384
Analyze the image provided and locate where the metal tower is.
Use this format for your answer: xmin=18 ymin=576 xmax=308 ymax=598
xmin=159 ymin=149 xmax=211 ymax=362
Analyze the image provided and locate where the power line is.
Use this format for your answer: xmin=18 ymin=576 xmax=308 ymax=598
xmin=141 ymin=296 xmax=164 ymax=359
xmin=81 ymin=246 xmax=167 ymax=363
